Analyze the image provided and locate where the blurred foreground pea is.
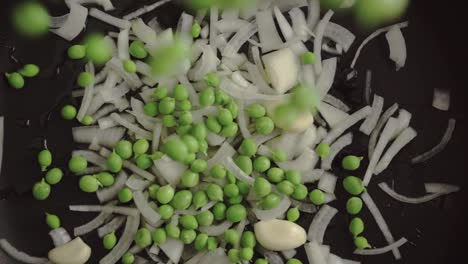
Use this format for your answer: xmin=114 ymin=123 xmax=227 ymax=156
xmin=68 ymin=45 xmax=86 ymax=59
xmin=5 ymin=72 xmax=25 ymax=89
xmin=12 ymin=2 xmax=50 ymax=37
xmin=354 ymin=0 xmax=410 ymax=28
xmin=129 ymin=40 xmax=148 ymax=59
xmin=85 ymin=34 xmax=113 ymax=65
xmin=38 ymin=149 xmax=52 ymax=172
xmin=19 ymin=64 xmax=40 ymax=77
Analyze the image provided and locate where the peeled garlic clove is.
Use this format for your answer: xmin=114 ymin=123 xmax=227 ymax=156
xmin=254 ymin=219 xmax=307 ymax=251
xmin=262 ymin=48 xmax=299 ymax=94
xmin=48 ymin=237 xmax=91 ymax=264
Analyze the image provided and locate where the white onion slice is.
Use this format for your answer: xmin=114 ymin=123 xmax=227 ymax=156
xmin=122 ymin=160 xmax=156 ymax=181
xmin=132 ymin=18 xmax=157 ymax=45
xmin=253 ymin=196 xmax=291 ymax=220
xmin=289 ymin=7 xmax=309 ymax=41
xmin=123 ymin=0 xmax=172 ymax=20
xmin=107 ymin=58 xmax=142 ymax=89
xmin=110 ymin=113 xmax=152 ymax=140
xmin=70 ymin=204 xmax=138 ymax=216
xmin=117 ymin=29 xmax=130 ymax=60
xmin=360 ymin=95 xmax=384 ymax=135
xmin=291 ymin=200 xmax=317 ymax=214
xmin=302 ymin=169 xmax=324 ymax=184
xmin=76 ymin=62 xmax=95 ymax=122
xmin=272 ymin=131 xmax=301 ymax=159
xmin=354 ymin=238 xmax=408 ymax=256
xmin=153 ymin=155 xmax=187 ymax=186
xmin=97 ymin=171 xmax=128 ymax=203
xmin=305 ymin=241 xmax=328 ymax=264
xmin=98 ymin=114 xmax=134 ymax=130
xmin=134 ymin=191 xmax=161 ymax=226
xmin=368 ymin=103 xmax=399 ymax=157
xmin=207 ymin=132 xmax=226 ymax=146
xmin=223 ymin=22 xmax=258 ymax=58
xmin=307 ymin=205 xmax=338 ymax=243
xmin=50 ymin=3 xmax=88 ymax=41
xmin=152 ymin=123 xmax=163 ymax=152
xmin=319 ymin=102 xmax=349 ymax=128
xmin=432 ymin=88 xmax=451 ymax=111
xmin=65 ymin=0 xmax=115 ymax=11
xmin=49 ymin=227 xmax=71 ymax=247
xmin=411 ymin=118 xmax=456 ymax=164
xmin=425 ymin=183 xmax=460 ymax=194
xmin=237 ymin=101 xmax=251 ymax=138
xmin=92 ymin=105 xmax=117 ymax=122
xmin=321 ymin=133 xmax=352 ymax=170
xmin=199 ymin=220 xmax=233 ymax=236
xmin=324 ymin=22 xmax=355 ymax=52
xmin=73 ymin=125 xmax=125 ymax=147
xmin=49 ymin=14 xmax=69 ymax=28
xmin=281 ymin=249 xmax=297 ymax=259
xmin=318 ymin=172 xmax=337 ymax=194
xmin=316 ymin=57 xmax=337 ymax=100
xmin=73 ymin=202 xmax=116 ymax=236
xmin=159 ymin=238 xmax=184 ymax=264
xmin=98 ymin=216 xmax=126 ymax=237
xmin=71 ymin=150 xmax=107 ymax=168
xmin=246 ymin=62 xmax=275 ymax=95
xmin=322 ymin=94 xmax=350 ymax=112
xmin=313 ymin=10 xmax=334 ymax=75
xmin=385 ymin=26 xmax=407 ymax=70
xmin=375 ymin=127 xmax=417 ymax=174
xmin=277 ymin=148 xmax=318 ymax=174
xmin=293 ymin=125 xmax=317 ymax=158
xmin=0 ymin=239 xmax=48 ymax=264
xmin=378 ymin=182 xmax=459 ymax=204
xmin=188 ymin=44 xmax=219 ymax=81
xmin=323 ymin=106 xmax=372 ymax=144
xmin=222 ymin=157 xmax=255 ymax=185
xmin=100 ymin=215 xmax=140 ymax=264
xmin=257 ymin=9 xmax=284 ymax=53
xmin=126 ymin=175 xmax=151 ymax=191
xmin=207 ymin=142 xmax=236 ymax=170
xmin=273 ymin=6 xmax=308 ymax=55
xmin=215 ymin=19 xmax=250 ymax=33
xmin=307 ymin=0 xmax=320 ymax=29
xmin=89 ymin=8 xmax=131 ymax=29
xmin=351 ymin=22 xmax=409 ymax=69
xmin=209 ymin=6 xmax=219 ymax=51
xmin=201 ymin=24 xmax=209 ymax=39
xmin=361 ymin=192 xmax=400 ymax=259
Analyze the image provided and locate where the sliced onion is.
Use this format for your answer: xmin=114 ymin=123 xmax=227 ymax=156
xmin=126 ymin=175 xmax=151 ymax=191
xmin=272 ymin=131 xmax=301 ymax=160
xmin=360 ymin=95 xmax=384 ymax=135
xmin=207 ymin=132 xmax=226 ymax=146
xmin=257 ymin=9 xmax=284 ymax=53
xmin=378 ymin=182 xmax=459 ymax=204
xmin=107 ymin=57 xmax=143 ymax=89
xmin=76 ymin=62 xmax=95 ymax=121
xmin=71 ymin=150 xmax=107 ymax=168
xmin=215 ymin=19 xmax=250 ymax=33
xmin=92 ymin=105 xmax=117 ymax=121
xmin=110 ymin=113 xmax=152 ymax=139
xmin=323 ymin=106 xmax=372 ymax=144
xmin=98 ymin=216 xmax=126 ymax=237
xmin=351 ymin=22 xmax=409 ymax=69
xmin=222 ymin=54 xmax=247 ymax=71
xmin=253 ymin=196 xmax=291 ymax=220
xmin=361 ymin=192 xmax=400 ymax=260
xmin=293 ymin=125 xmax=317 ymax=158
xmin=305 ymin=240 xmax=328 ymax=264
xmin=354 ymin=238 xmax=408 ymax=256
xmin=291 ymin=200 xmax=317 ymax=213
xmin=153 ymin=155 xmax=187 ymax=185
xmin=322 ymin=94 xmax=350 ymax=112
xmin=313 ymin=10 xmax=334 ymax=75
xmin=318 ymin=169 xmax=339 ymax=194
xmin=277 ymin=148 xmax=318 ymax=174
xmin=210 ymin=6 xmax=219 ymax=51
xmin=117 ymin=29 xmax=130 ymax=60
xmin=316 ymin=57 xmax=337 ymax=100
xmin=133 ymin=190 xmax=161 ymax=226
xmin=368 ymin=103 xmax=399 ymax=157
xmin=100 ymin=215 xmax=140 ymax=264
xmin=50 ymin=3 xmax=88 ymax=41
xmin=49 ymin=227 xmax=71 ymax=247
xmin=151 ymin=123 xmax=163 ymax=152
xmin=246 ymin=62 xmax=276 ymax=95
xmin=273 ymin=6 xmax=308 ymax=55
xmin=65 ymin=0 xmax=115 ymax=11
xmin=222 ymin=157 xmax=255 ymax=185
xmin=324 ymin=22 xmax=355 ymax=52
xmin=89 ymin=8 xmax=131 ymax=29
xmin=97 ymin=114 xmax=134 ymax=130
xmin=76 ymin=166 xmax=103 ymax=176
xmin=199 ymin=220 xmax=233 ymax=236
xmin=411 ymin=118 xmax=456 ymax=164
xmin=201 ymin=24 xmax=209 ymax=39
xmin=289 ymin=7 xmax=309 ymax=41
xmin=307 ymin=205 xmax=338 ymax=243
xmin=188 ymin=44 xmax=219 ymax=81
xmin=123 ymin=0 xmax=172 ymax=20
xmin=363 ymin=118 xmax=399 ymax=186
xmin=319 ymin=102 xmax=349 ymax=128
xmin=70 ymin=204 xmax=138 ymax=216
xmin=237 ymin=101 xmax=252 ymax=138
xmin=132 ymin=18 xmax=157 ymax=45
xmin=307 ymin=0 xmax=320 ymax=29
xmin=97 ymin=171 xmax=129 ymax=203
xmin=207 ymin=142 xmax=237 ymax=169
xmin=73 ymin=201 xmax=117 ymax=236
xmin=223 ymin=21 xmax=258 ymax=58
xmin=375 ymin=127 xmax=417 ymax=174
xmin=385 ymin=26 xmax=407 ymax=70
xmin=0 ymin=239 xmax=48 ymax=264
xmin=432 ymin=88 xmax=451 ymax=111
xmin=123 ymin=160 xmax=156 ymax=181
xmin=302 ymin=169 xmax=324 ymax=184
xmin=281 ymin=249 xmax=297 ymax=259
xmin=73 ymin=125 xmax=126 ymax=148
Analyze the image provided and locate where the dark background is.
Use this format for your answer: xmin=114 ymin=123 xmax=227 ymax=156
xmin=0 ymin=0 xmax=467 ymax=263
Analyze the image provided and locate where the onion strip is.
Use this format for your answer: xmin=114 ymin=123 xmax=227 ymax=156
xmin=133 ymin=191 xmax=161 ymax=226
xmin=89 ymin=8 xmax=131 ymax=29
xmin=313 ymin=10 xmax=334 ymax=75
xmin=368 ymin=103 xmax=399 ymax=157
xmin=0 ymin=239 xmax=48 ymax=264
xmin=222 ymin=157 xmax=255 ymax=185
xmin=354 ymin=238 xmax=408 ymax=256
xmin=97 ymin=171 xmax=129 ymax=203
xmin=307 ymin=205 xmax=338 ymax=243
xmin=375 ymin=127 xmax=417 ymax=174
xmin=323 ymin=106 xmax=372 ymax=144
xmin=252 ymin=196 xmax=291 ymax=220
xmin=50 ymin=3 xmax=88 ymax=41
xmin=98 ymin=216 xmax=126 ymax=237
xmin=378 ymin=182 xmax=459 ymax=204
xmin=100 ymin=215 xmax=140 ymax=264
xmin=360 ymin=95 xmax=384 ymax=135
xmin=321 ymin=133 xmax=352 ymax=170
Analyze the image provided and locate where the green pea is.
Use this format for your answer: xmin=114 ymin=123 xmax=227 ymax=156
xmin=255 ymin=258 xmax=268 ymax=264
xmin=162 ymin=115 xmax=177 ymax=127
xmin=84 ymin=34 xmax=112 ymax=65
xmin=33 ymin=179 xmax=51 ymax=200
xmin=173 ymin=84 xmax=188 ymax=101
xmin=254 ymin=177 xmax=271 ymax=198
xmin=215 ymin=89 xmax=230 ymax=105
xmin=286 ymin=170 xmax=301 ymax=185
xmin=210 ymin=164 xmax=226 ymax=179
xmin=153 ymin=86 xmax=168 ymax=100
xmin=61 ymin=105 xmax=77 ymax=120
xmin=68 ymin=45 xmax=86 ymax=59
xmin=162 ymin=137 xmax=188 ymax=162
xmin=129 ymin=40 xmax=148 ymax=59
xmin=45 ymin=213 xmax=60 ymax=230
xmin=246 ymin=103 xmax=266 ymax=119
xmin=315 ymin=143 xmax=331 ymax=158
xmin=114 ymin=140 xmax=132 ymax=160
xmin=159 ymin=97 xmax=176 ymax=114
xmin=181 ymin=229 xmax=197 ymax=244
xmin=199 ymin=88 xmax=215 ymax=106
xmin=158 ymin=204 xmax=174 ymax=220
xmin=205 ymin=116 xmax=222 ymax=133
xmin=309 ymin=189 xmax=325 ymax=205
xmin=80 ymin=115 xmax=94 ymax=125
xmin=349 ymin=217 xmax=365 ymax=237
xmin=287 ymin=207 xmax=300 ymax=222
xmin=135 ymin=227 xmax=152 ymax=248
xmin=271 ymin=149 xmax=288 ymax=162
xmin=122 ymin=252 xmax=135 ymax=264
xmin=194 ymin=233 xmax=208 ymax=251
xmin=135 ymin=154 xmax=153 ymax=170
xmin=343 ymin=176 xmax=365 ymax=195
xmin=38 ymin=149 xmax=52 ymax=172
xmin=68 ymin=156 xmax=87 ymax=174
xmin=5 ymin=72 xmax=25 ymax=89
xmin=292 ymin=184 xmax=308 ymax=200
xmin=148 ymin=184 xmax=160 ymax=200
xmin=181 ymin=170 xmax=199 ymax=188
xmin=150 ymin=151 xmax=164 ymax=160
xmin=342 ymin=155 xmax=363 ymax=171
xmin=178 ymin=111 xmax=193 ymax=125
xmin=45 ymin=168 xmax=63 ymax=185
xmin=191 ymin=123 xmax=207 ymax=140
xmin=133 ymin=139 xmax=150 ymax=156
xmin=228 ymin=249 xmax=240 ymax=263
xmin=226 ymin=204 xmax=246 ymax=223
xmin=212 ymin=202 xmax=227 ymax=221
xmin=184 ymin=153 xmax=197 ymax=165
xmin=301 ymin=51 xmax=316 ymax=65
xmin=228 ymin=195 xmax=243 ymax=204
xmin=196 ymin=211 xmax=214 ymax=227
xmin=226 ymin=171 xmax=234 ymax=183
xmin=241 ymin=231 xmax=256 ymax=248
xmin=118 ymin=187 xmax=133 ymax=203
xmin=122 ymin=60 xmax=137 ymax=73
xmin=226 ymin=101 xmax=238 ymax=118
xmin=255 ymin=116 xmax=275 ymax=135
xmin=207 ymin=183 xmax=223 ymax=201
xmin=267 ymin=167 xmax=285 ymax=183
xmin=191 ymin=21 xmax=202 ymax=38
xmin=165 ymin=224 xmax=180 ymax=239
xmin=240 ymin=248 xmax=254 ymax=261
xmin=77 ymin=72 xmax=94 ymax=87
xmin=103 ymin=231 xmax=117 ymax=250
xmin=96 ymin=172 xmax=115 ymax=187
xmin=19 ymin=64 xmax=40 ymax=77
xmin=277 ymin=180 xmax=295 ymax=196
xmin=354 ymin=236 xmax=371 ymax=249
xmin=204 ymin=72 xmax=220 ymax=87
xmin=291 ymin=84 xmax=318 ymax=111
xmin=287 ymin=258 xmax=303 ymax=264
xmin=254 ymin=156 xmax=271 ymax=173
xmin=261 ymin=193 xmax=281 ymax=209
xmin=346 ymin=197 xmax=363 ymax=215
xmin=234 ymin=155 xmax=253 ymax=175
xmin=152 ymin=228 xmax=167 ymax=245
xmin=181 ymin=135 xmax=199 ymax=154
xmin=177 ymin=124 xmax=193 ymax=136
xmin=178 ymin=99 xmax=192 ymax=111
xmin=192 ymin=160 xmax=208 ymax=173
xmin=220 ymin=122 xmax=238 ymax=137
xmin=171 ymin=190 xmax=193 ymax=210
xmin=224 ymin=229 xmax=240 ymax=246
xmin=79 ymin=175 xmax=100 ymax=193
xmin=12 ymin=2 xmax=50 ymax=37
xmin=240 ymin=138 xmax=257 ymax=157
xmin=156 ymin=185 xmax=175 ymax=204
xmin=207 ymin=237 xmax=218 ymax=251
xmin=217 ymin=108 xmax=233 ymax=126
xmin=236 ymin=181 xmax=250 ymax=196
xmin=142 ymin=103 xmax=158 ymax=118
xmin=193 ymin=191 xmax=208 ymax=209
xmin=107 ymin=152 xmax=122 ymax=173
xmin=224 ymin=183 xmax=239 ymax=198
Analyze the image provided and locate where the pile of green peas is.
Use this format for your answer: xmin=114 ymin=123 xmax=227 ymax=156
xmin=32 ymin=149 xmax=66 ymax=200
xmin=245 ymin=103 xmax=275 ymax=135
xmin=4 ymin=63 xmax=40 ymax=89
